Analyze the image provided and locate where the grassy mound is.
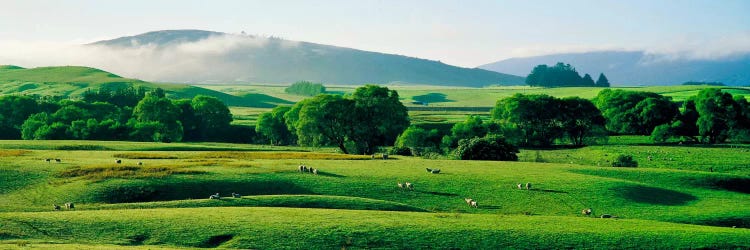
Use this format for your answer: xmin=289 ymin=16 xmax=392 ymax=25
xmin=1 ymin=207 xmax=747 ymax=249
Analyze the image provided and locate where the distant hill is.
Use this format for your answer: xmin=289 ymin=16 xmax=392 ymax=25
xmin=479 ymin=51 xmax=750 ymax=86
xmin=90 ymin=30 xmax=525 ymax=87
xmin=0 ymin=65 xmax=291 ymax=108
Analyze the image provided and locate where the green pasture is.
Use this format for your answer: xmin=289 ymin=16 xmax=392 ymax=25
xmin=0 ymin=140 xmax=748 ymax=248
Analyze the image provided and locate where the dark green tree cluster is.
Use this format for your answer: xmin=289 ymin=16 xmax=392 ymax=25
xmin=2 ymin=88 xmax=239 ymax=143
xmin=257 ymin=85 xmax=409 ymax=154
xmin=492 ymin=94 xmax=607 ymax=147
xmin=284 ymin=81 xmax=326 ymax=96
xmin=593 ymin=89 xmax=679 ymax=135
xmin=525 ymin=62 xmax=610 ymax=87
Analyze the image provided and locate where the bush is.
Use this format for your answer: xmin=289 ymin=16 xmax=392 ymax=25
xmin=284 ymin=81 xmax=326 ymax=96
xmin=454 ymin=135 xmax=519 ymax=161
xmin=389 ymin=146 xmax=412 ymax=156
xmin=612 ymin=154 xmax=638 ymax=167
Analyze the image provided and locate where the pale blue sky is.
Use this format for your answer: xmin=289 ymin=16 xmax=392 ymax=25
xmin=1 ymin=0 xmax=748 ymax=66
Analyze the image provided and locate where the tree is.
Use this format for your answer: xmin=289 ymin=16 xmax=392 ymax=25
xmin=694 ymin=88 xmax=737 ymax=143
xmin=131 ymin=93 xmax=183 ymax=142
xmin=581 ymin=74 xmax=595 ymax=87
xmin=291 ymin=94 xmax=355 ymax=153
xmin=20 ymin=113 xmax=50 ymax=140
xmin=256 ymin=106 xmax=296 ymax=145
xmin=441 ymin=115 xmax=488 ymax=149
xmin=285 ymin=81 xmax=326 ymax=96
xmin=596 ymin=73 xmax=610 ymax=87
xmin=559 ymin=97 xmax=607 ymax=146
xmin=191 ymin=95 xmax=232 ymax=141
xmin=395 ymin=126 xmax=441 ymax=156
xmin=174 ymin=99 xmax=199 ymax=141
xmin=525 ymin=62 xmax=595 ymax=87
xmin=454 ymin=135 xmax=519 ymax=161
xmin=593 ymin=89 xmax=678 ymax=135
xmin=492 ymin=94 xmax=564 ymax=147
xmin=349 ymin=85 xmax=410 ymax=154
xmin=0 ymin=96 xmax=40 ymax=139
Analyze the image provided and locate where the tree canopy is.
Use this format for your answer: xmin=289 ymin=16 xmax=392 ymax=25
xmin=284 ymin=81 xmax=326 ymax=96
xmin=525 ymin=62 xmax=609 ymax=87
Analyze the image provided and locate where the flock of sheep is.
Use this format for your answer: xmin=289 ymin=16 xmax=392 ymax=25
xmin=298 ymin=164 xmax=318 ymax=175
xmin=209 ymin=192 xmax=242 ymax=199
xmin=53 ymin=202 xmax=74 ymax=210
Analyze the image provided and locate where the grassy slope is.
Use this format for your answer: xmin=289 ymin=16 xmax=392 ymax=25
xmin=0 ymin=65 xmax=291 ymax=108
xmin=1 ymin=141 xmax=749 ymax=248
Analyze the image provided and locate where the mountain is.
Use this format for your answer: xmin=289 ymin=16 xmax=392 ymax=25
xmin=90 ymin=30 xmax=525 ymax=87
xmin=479 ymin=51 xmax=750 ymax=86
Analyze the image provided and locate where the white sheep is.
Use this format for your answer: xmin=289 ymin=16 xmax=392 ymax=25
xmin=397 ymin=182 xmax=404 ymax=189
xmin=405 ymin=182 xmax=414 ymax=190
xmin=299 ymin=165 xmax=305 ymax=172
xmin=470 ymin=200 xmax=478 ymax=208
xmin=312 ymin=168 xmax=318 ymax=175
xmin=426 ymin=168 xmax=433 ymax=173
xmin=464 ymin=198 xmax=474 ymax=206
xmin=231 ymin=192 xmax=241 ymax=198
xmin=525 ymin=182 xmax=532 ymax=190
xmin=582 ymin=208 xmax=592 ymax=216
xmin=209 ymin=193 xmax=220 ymax=199
xmin=64 ymin=202 xmax=74 ymax=209
xmin=517 ymin=183 xmax=523 ymax=189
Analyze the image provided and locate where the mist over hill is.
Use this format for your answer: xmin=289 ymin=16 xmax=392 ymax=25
xmin=89 ymin=30 xmax=524 ymax=87
xmin=479 ymin=51 xmax=750 ymax=86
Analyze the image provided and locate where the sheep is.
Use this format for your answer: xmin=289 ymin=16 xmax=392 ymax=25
xmin=470 ymin=200 xmax=478 ymax=208
xmin=209 ymin=193 xmax=221 ymax=199
xmin=525 ymin=182 xmax=532 ymax=190
xmin=426 ymin=168 xmax=433 ymax=173
xmin=138 ymin=162 xmax=143 ymax=166
xmin=53 ymin=204 xmax=61 ymax=211
xmin=116 ymin=159 xmax=122 ymax=164
xmin=517 ymin=183 xmax=523 ymax=189
xmin=231 ymin=192 xmax=241 ymax=198
xmin=405 ymin=182 xmax=414 ymax=190
xmin=430 ymin=169 xmax=441 ymax=174
xmin=64 ymin=202 xmax=74 ymax=209
xmin=581 ymin=208 xmax=592 ymax=216
xmin=464 ymin=198 xmax=474 ymax=206
xmin=45 ymin=158 xmax=51 ymax=163
xmin=312 ymin=168 xmax=318 ymax=175
xmin=299 ymin=165 xmax=305 ymax=172
xmin=55 ymin=158 xmax=61 ymax=163
xmin=397 ymin=182 xmax=404 ymax=189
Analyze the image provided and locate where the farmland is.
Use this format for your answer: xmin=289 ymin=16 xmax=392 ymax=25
xmin=0 ymin=139 xmax=748 ymax=249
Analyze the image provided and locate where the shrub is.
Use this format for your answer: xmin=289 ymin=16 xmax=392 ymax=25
xmin=612 ymin=154 xmax=638 ymax=167
xmin=454 ymin=135 xmax=519 ymax=161
xmin=389 ymin=146 xmax=412 ymax=156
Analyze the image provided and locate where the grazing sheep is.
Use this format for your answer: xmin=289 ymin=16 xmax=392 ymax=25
xmin=600 ymin=214 xmax=613 ymax=218
xmin=312 ymin=168 xmax=318 ymax=175
xmin=116 ymin=159 xmax=122 ymax=164
xmin=582 ymin=208 xmax=592 ymax=216
xmin=525 ymin=182 xmax=532 ymax=190
xmin=517 ymin=183 xmax=523 ymax=189
xmin=53 ymin=204 xmax=61 ymax=211
xmin=397 ymin=182 xmax=404 ymax=189
xmin=426 ymin=168 xmax=433 ymax=173
xmin=231 ymin=192 xmax=241 ymax=198
xmin=45 ymin=158 xmax=51 ymax=163
xmin=64 ymin=202 xmax=74 ymax=209
xmin=55 ymin=158 xmax=61 ymax=163
xmin=405 ymin=182 xmax=414 ymax=190
xmin=209 ymin=193 xmax=221 ymax=199
xmin=470 ymin=200 xmax=478 ymax=208
xmin=138 ymin=162 xmax=143 ymax=166
xmin=430 ymin=169 xmax=441 ymax=174
xmin=464 ymin=198 xmax=474 ymax=206
xmin=299 ymin=165 xmax=305 ymax=172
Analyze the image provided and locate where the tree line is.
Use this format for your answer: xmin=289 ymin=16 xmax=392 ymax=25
xmin=0 ymin=87 xmax=253 ymax=143
xmin=526 ymin=62 xmax=610 ymax=87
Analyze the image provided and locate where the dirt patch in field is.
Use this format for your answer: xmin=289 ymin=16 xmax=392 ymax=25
xmin=57 ymin=163 xmax=205 ymax=180
xmin=0 ymin=150 xmax=29 ymax=157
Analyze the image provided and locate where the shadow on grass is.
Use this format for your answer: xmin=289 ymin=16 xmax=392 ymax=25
xmin=531 ymin=189 xmax=569 ymax=194
xmin=418 ymin=191 xmax=459 ymax=197
xmin=613 ymin=185 xmax=697 ymax=206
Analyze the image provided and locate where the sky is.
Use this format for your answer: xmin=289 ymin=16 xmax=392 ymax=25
xmin=0 ymin=0 xmax=749 ymax=67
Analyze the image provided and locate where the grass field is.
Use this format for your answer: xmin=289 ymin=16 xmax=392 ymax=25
xmin=0 ymin=140 xmax=748 ymax=249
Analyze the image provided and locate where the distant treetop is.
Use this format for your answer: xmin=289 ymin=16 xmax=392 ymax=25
xmin=525 ymin=62 xmax=609 ymax=88
xmin=682 ymin=81 xmax=725 ymax=86
xmin=284 ymin=81 xmax=326 ymax=96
